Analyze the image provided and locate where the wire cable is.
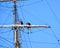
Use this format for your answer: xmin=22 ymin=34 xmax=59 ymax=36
xmin=45 ymin=0 xmax=60 ymax=25
xmin=0 ymin=36 xmax=13 ymax=46
xmin=32 ymin=28 xmax=47 ymax=34
xmin=0 ymin=5 xmax=12 ymax=8
xmin=21 ymin=40 xmax=58 ymax=45
xmin=0 ymin=0 xmax=42 ymax=8
xmin=22 ymin=31 xmax=28 ymax=48
xmin=55 ymin=40 xmax=60 ymax=48
xmin=16 ymin=0 xmax=43 ymax=23
xmin=23 ymin=28 xmax=58 ymax=44
xmin=20 ymin=6 xmax=26 ymax=23
xmin=19 ymin=29 xmax=28 ymax=48
xmin=50 ymin=28 xmax=59 ymax=41
xmin=0 ymin=10 xmax=13 ymax=25
xmin=0 ymin=29 xmax=12 ymax=33
xmin=36 ymin=28 xmax=60 ymax=42
xmin=0 ymin=45 xmax=9 ymax=48
xmin=1 ymin=0 xmax=59 ymax=48
xmin=27 ymin=34 xmax=32 ymax=48
xmin=55 ymin=43 xmax=58 ymax=48
xmin=19 ymin=8 xmax=34 ymax=22
xmin=18 ymin=0 xmax=43 ymax=7
xmin=29 ymin=28 xmax=60 ymax=45
xmin=0 ymin=2 xmax=13 ymax=8
xmin=23 ymin=28 xmax=47 ymax=34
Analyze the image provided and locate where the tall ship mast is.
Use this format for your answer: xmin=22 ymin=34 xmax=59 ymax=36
xmin=0 ymin=0 xmax=60 ymax=48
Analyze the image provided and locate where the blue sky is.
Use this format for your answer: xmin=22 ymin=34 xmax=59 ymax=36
xmin=0 ymin=0 xmax=60 ymax=48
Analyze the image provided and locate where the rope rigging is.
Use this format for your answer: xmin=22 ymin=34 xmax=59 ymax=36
xmin=0 ymin=0 xmax=59 ymax=48
xmin=45 ymin=0 xmax=60 ymax=25
xmin=0 ymin=0 xmax=43 ymax=8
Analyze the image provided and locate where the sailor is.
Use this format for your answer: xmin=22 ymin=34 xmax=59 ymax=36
xmin=26 ymin=22 xmax=32 ymax=34
xmin=18 ymin=20 xmax=24 ymax=32
xmin=26 ymin=22 xmax=31 ymax=28
xmin=19 ymin=20 xmax=23 ymax=25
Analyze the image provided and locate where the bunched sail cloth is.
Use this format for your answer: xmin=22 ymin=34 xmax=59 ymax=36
xmin=0 ymin=24 xmax=51 ymax=28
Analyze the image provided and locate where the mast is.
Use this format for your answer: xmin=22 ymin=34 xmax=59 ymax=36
xmin=14 ymin=1 xmax=17 ymax=24
xmin=14 ymin=0 xmax=20 ymax=48
xmin=0 ymin=0 xmax=51 ymax=48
